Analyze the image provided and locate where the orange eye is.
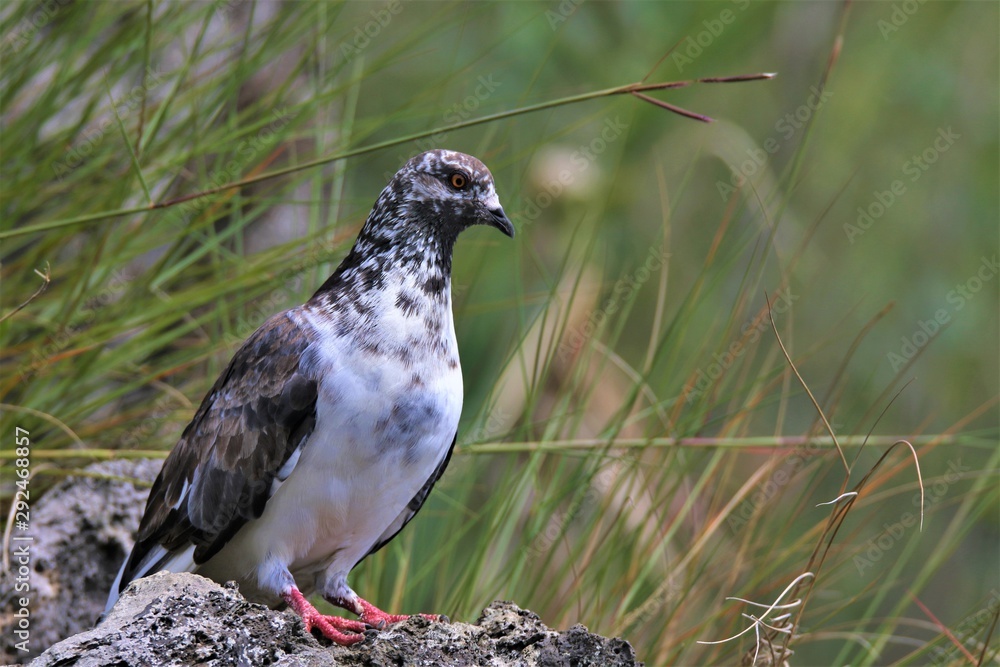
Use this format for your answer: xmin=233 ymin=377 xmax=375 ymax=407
xmin=450 ymin=172 xmax=467 ymax=189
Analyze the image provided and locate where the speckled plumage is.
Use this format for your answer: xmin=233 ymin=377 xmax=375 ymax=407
xmin=107 ymin=150 xmax=513 ymax=645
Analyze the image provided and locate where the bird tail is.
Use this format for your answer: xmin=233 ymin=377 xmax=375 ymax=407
xmin=102 ymin=544 xmax=197 ymax=617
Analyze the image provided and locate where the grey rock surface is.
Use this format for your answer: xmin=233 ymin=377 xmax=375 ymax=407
xmin=31 ymin=572 xmax=641 ymax=667
xmin=1 ymin=458 xmax=162 ymax=663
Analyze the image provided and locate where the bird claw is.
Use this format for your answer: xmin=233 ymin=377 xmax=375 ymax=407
xmin=284 ymin=588 xmax=368 ymax=646
xmin=355 ymin=597 xmax=447 ymax=629
xmin=288 ymin=588 xmax=447 ymax=643
xmin=368 ymin=612 xmax=444 ymax=628
xmin=308 ymin=615 xmax=367 ymax=646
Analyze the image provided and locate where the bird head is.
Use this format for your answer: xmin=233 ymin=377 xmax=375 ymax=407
xmin=333 ymin=150 xmax=514 ymax=290
xmin=399 ymin=149 xmax=515 ymax=239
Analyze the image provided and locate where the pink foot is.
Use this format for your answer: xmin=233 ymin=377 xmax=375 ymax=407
xmin=283 ymin=588 xmax=368 ymax=646
xmin=355 ymin=597 xmax=445 ymax=629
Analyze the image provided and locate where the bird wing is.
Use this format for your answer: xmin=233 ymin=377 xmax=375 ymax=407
xmin=362 ymin=434 xmax=457 ymax=560
xmin=117 ymin=310 xmax=318 ymax=594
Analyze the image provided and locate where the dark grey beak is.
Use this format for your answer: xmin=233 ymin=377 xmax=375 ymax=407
xmin=487 ymin=206 xmax=515 ymax=238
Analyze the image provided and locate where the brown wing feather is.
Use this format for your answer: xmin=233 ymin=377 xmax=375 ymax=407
xmin=119 ymin=310 xmax=318 ymax=591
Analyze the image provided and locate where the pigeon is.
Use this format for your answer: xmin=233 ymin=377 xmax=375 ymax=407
xmin=105 ymin=149 xmax=514 ymax=646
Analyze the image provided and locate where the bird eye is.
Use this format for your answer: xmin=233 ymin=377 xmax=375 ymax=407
xmin=449 ymin=172 xmax=468 ymax=190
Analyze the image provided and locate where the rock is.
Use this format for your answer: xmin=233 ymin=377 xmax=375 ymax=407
xmin=31 ymin=572 xmax=641 ymax=666
xmin=1 ymin=458 xmax=163 ymax=663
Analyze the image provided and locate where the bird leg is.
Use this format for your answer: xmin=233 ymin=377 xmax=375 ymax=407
xmin=282 ymin=587 xmax=368 ymax=646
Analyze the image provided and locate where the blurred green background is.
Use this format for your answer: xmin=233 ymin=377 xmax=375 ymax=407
xmin=2 ymin=1 xmax=997 ymax=665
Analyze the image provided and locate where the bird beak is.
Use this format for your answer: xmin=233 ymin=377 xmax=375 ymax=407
xmin=487 ymin=206 xmax=515 ymax=238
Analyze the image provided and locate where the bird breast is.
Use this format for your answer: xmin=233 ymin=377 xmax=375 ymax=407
xmin=274 ymin=296 xmax=462 ymax=574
